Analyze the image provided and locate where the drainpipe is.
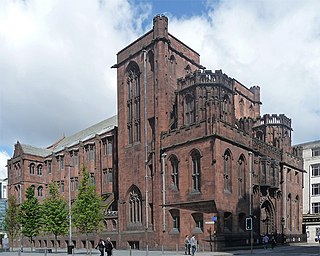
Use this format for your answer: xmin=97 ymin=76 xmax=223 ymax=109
xmin=161 ymin=153 xmax=167 ymax=232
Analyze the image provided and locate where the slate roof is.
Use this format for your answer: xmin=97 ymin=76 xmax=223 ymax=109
xmin=20 ymin=115 xmax=118 ymax=157
xmin=20 ymin=144 xmax=52 ymax=157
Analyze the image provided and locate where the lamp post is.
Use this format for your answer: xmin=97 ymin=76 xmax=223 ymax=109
xmin=19 ymin=184 xmax=23 ymax=254
xmin=65 ymin=165 xmax=73 ymax=252
xmin=248 ymin=151 xmax=253 ymax=254
xmin=281 ymin=217 xmax=285 ymax=245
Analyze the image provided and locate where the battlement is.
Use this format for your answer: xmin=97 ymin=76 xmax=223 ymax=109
xmin=255 ymin=114 xmax=292 ymax=129
xmin=177 ymin=69 xmax=233 ymax=91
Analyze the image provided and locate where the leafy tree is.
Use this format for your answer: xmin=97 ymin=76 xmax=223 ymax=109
xmin=19 ymin=186 xmax=43 ymax=252
xmin=42 ymin=182 xmax=69 ymax=252
xmin=72 ymin=167 xmax=103 ymax=254
xmin=3 ymin=195 xmax=20 ymax=251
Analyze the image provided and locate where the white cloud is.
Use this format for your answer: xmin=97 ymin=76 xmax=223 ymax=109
xmin=0 ymin=0 xmax=151 ymax=149
xmin=0 ymin=151 xmax=9 ymax=179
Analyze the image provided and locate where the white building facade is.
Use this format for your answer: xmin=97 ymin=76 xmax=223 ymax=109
xmin=301 ymin=140 xmax=320 ymax=243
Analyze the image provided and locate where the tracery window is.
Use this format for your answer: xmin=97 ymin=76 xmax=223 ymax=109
xmin=126 ymin=62 xmax=141 ymax=144
xmin=129 ymin=188 xmax=142 ymax=224
xmin=191 ymin=150 xmax=201 ymax=192
xmin=185 ymin=94 xmax=195 ymax=125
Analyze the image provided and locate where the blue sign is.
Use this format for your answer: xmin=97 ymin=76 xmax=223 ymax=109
xmin=212 ymin=216 xmax=217 ymax=222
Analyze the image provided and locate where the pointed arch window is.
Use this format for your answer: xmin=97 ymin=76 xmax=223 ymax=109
xmin=129 ymin=188 xmax=142 ymax=224
xmin=224 ymin=150 xmax=232 ymax=192
xmin=295 ymin=195 xmax=299 ymax=231
xmin=126 ymin=62 xmax=141 ymax=144
xmin=238 ymin=156 xmax=245 ymax=198
xmin=191 ymin=150 xmax=201 ymax=192
xmin=170 ymin=156 xmax=179 ymax=190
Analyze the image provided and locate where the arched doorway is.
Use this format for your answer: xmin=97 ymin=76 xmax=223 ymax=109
xmin=260 ymin=200 xmax=275 ymax=235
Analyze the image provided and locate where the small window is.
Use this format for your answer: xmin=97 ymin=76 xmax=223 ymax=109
xmin=312 ymin=202 xmax=320 ymax=214
xmin=37 ymin=165 xmax=43 ymax=176
xmin=30 ymin=163 xmax=35 ymax=175
xmin=312 ymin=184 xmax=320 ymax=196
xmin=312 ymin=148 xmax=320 ymax=157
xmin=169 ymin=209 xmax=180 ymax=232
xmin=312 ymin=164 xmax=320 ymax=177
xmin=61 ymin=181 xmax=64 ymax=192
xmin=37 ymin=186 xmax=43 ymax=197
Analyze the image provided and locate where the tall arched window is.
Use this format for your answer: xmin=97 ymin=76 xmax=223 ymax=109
xmin=185 ymin=94 xmax=195 ymax=125
xmin=170 ymin=155 xmax=179 ymax=190
xmin=126 ymin=62 xmax=141 ymax=144
xmin=129 ymin=187 xmax=142 ymax=224
xmin=169 ymin=55 xmax=176 ymax=76
xmin=295 ymin=195 xmax=299 ymax=231
xmin=287 ymin=193 xmax=292 ymax=231
xmin=191 ymin=150 xmax=201 ymax=192
xmin=224 ymin=150 xmax=232 ymax=192
xmin=238 ymin=155 xmax=245 ymax=198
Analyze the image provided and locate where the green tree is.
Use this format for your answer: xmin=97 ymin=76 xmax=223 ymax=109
xmin=19 ymin=186 xmax=42 ymax=252
xmin=42 ymin=182 xmax=69 ymax=252
xmin=72 ymin=167 xmax=103 ymax=254
xmin=3 ymin=195 xmax=20 ymax=251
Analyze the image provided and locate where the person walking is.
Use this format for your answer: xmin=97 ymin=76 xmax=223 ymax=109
xmin=190 ymin=234 xmax=197 ymax=256
xmin=184 ymin=235 xmax=191 ymax=255
xmin=105 ymin=237 xmax=114 ymax=256
xmin=270 ymin=235 xmax=276 ymax=249
xmin=262 ymin=234 xmax=269 ymax=249
xmin=95 ymin=239 xmax=105 ymax=256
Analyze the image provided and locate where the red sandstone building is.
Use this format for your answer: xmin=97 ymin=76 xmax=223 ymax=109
xmin=7 ymin=15 xmax=303 ymax=251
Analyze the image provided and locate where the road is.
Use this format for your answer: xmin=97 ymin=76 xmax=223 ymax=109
xmin=1 ymin=243 xmax=320 ymax=256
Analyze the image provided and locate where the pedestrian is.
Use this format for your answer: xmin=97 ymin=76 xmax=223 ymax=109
xmin=184 ymin=235 xmax=191 ymax=255
xmin=95 ymin=238 xmax=105 ymax=256
xmin=271 ymin=235 xmax=276 ymax=249
xmin=105 ymin=237 xmax=114 ymax=256
xmin=190 ymin=234 xmax=197 ymax=256
xmin=262 ymin=234 xmax=269 ymax=249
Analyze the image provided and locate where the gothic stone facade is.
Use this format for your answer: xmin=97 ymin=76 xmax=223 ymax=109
xmin=115 ymin=15 xmax=303 ymax=250
xmin=6 ymin=15 xmax=304 ymax=251
xmin=7 ymin=116 xmax=119 ymax=249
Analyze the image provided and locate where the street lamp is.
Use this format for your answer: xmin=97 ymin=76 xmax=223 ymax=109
xmin=65 ymin=165 xmax=73 ymax=252
xmin=281 ymin=217 xmax=285 ymax=245
xmin=248 ymin=151 xmax=253 ymax=254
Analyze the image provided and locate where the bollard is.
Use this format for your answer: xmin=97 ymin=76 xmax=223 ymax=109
xmin=44 ymin=248 xmax=47 ymax=256
xmin=18 ymin=249 xmax=21 ymax=256
xmin=161 ymin=245 xmax=164 ymax=256
xmin=129 ymin=246 xmax=132 ymax=256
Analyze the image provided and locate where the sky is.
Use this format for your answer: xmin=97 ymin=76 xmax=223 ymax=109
xmin=0 ymin=0 xmax=319 ymax=179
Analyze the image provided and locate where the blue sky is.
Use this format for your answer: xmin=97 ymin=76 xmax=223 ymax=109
xmin=0 ymin=0 xmax=319 ymax=178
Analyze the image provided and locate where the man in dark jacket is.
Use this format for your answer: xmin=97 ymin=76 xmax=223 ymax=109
xmin=105 ymin=237 xmax=113 ymax=256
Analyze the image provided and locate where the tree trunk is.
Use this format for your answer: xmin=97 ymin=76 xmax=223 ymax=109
xmin=54 ymin=234 xmax=58 ymax=253
xmin=86 ymin=234 xmax=89 ymax=255
xmin=30 ymin=236 xmax=33 ymax=252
